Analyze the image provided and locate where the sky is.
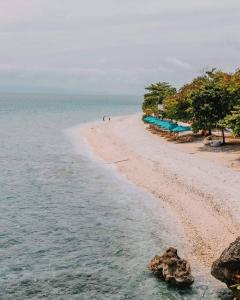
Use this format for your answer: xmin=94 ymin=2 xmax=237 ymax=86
xmin=0 ymin=0 xmax=240 ymax=94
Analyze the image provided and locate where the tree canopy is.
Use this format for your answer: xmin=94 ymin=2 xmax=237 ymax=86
xmin=142 ymin=69 xmax=240 ymax=140
xmin=142 ymin=82 xmax=176 ymax=114
xmin=222 ymin=105 xmax=240 ymax=137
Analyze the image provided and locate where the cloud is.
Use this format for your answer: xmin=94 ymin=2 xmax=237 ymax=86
xmin=0 ymin=0 xmax=240 ymax=93
xmin=165 ymin=58 xmax=192 ymax=70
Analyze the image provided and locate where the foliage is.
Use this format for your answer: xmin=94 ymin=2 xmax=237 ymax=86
xmin=189 ymin=69 xmax=240 ymax=142
xmin=163 ymin=75 xmax=209 ymax=121
xmin=190 ymin=80 xmax=233 ymax=134
xmin=142 ymin=82 xmax=176 ymax=115
xmin=142 ymin=68 xmax=240 ymax=142
xmin=163 ymin=94 xmax=191 ymax=121
xmin=222 ymin=105 xmax=240 ymax=137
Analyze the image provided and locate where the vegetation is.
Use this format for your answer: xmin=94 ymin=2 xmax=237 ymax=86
xmin=142 ymin=69 xmax=240 ymax=142
xmin=191 ymin=81 xmax=231 ymax=142
xmin=222 ymin=105 xmax=240 ymax=137
xmin=163 ymin=75 xmax=208 ymax=122
xmin=142 ymin=82 xmax=176 ymax=115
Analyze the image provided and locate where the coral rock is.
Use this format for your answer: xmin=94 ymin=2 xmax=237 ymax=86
xmin=148 ymin=247 xmax=194 ymax=287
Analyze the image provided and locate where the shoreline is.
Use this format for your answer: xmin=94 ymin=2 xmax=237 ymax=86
xmin=80 ymin=114 xmax=240 ymax=269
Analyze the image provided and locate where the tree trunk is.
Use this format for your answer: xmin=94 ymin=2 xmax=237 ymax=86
xmin=208 ymin=129 xmax=212 ymax=136
xmin=221 ymin=128 xmax=225 ymax=145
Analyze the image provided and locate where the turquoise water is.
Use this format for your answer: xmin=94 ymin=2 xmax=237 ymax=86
xmin=0 ymin=94 xmax=230 ymax=299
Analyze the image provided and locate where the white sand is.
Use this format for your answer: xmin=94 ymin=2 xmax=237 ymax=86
xmin=80 ymin=114 xmax=240 ymax=267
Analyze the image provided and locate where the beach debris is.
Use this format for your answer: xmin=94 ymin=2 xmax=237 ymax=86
xmin=211 ymin=236 xmax=240 ymax=299
xmin=148 ymin=247 xmax=194 ymax=287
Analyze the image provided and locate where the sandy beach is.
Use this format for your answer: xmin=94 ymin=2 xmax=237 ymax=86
xmin=80 ymin=114 xmax=240 ymax=268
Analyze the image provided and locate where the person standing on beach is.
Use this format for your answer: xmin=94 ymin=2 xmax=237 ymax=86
xmin=103 ymin=116 xmax=105 ymax=121
xmin=109 ymin=117 xmax=111 ymax=121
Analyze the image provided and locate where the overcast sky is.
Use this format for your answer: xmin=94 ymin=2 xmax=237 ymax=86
xmin=0 ymin=0 xmax=240 ymax=94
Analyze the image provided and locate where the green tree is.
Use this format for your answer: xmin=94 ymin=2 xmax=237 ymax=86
xmin=142 ymin=82 xmax=176 ymax=115
xmin=191 ymin=80 xmax=233 ymax=143
xmin=142 ymin=69 xmax=240 ymax=144
xmin=163 ymin=94 xmax=192 ymax=121
xmin=163 ymin=75 xmax=208 ymax=122
xmin=222 ymin=105 xmax=240 ymax=137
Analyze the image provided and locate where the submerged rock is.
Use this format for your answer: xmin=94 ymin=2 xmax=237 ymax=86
xmin=148 ymin=247 xmax=194 ymax=287
xmin=211 ymin=237 xmax=240 ymax=299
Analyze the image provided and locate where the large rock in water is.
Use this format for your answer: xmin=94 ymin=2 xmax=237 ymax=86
xmin=211 ymin=236 xmax=240 ymax=299
xmin=148 ymin=247 xmax=194 ymax=287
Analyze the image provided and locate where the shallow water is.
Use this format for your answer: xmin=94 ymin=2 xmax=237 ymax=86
xmin=0 ymin=94 xmax=231 ymax=299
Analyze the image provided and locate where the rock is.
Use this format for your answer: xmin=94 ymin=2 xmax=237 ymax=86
xmin=203 ymin=136 xmax=212 ymax=145
xmin=210 ymin=140 xmax=222 ymax=147
xmin=148 ymin=247 xmax=194 ymax=287
xmin=211 ymin=236 xmax=240 ymax=299
xmin=203 ymin=136 xmax=222 ymax=147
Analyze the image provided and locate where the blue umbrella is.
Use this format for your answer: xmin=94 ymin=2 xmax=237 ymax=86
xmin=144 ymin=117 xmax=190 ymax=132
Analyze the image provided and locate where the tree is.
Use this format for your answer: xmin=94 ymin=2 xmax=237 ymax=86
xmin=190 ymin=80 xmax=233 ymax=143
xmin=222 ymin=105 xmax=240 ymax=137
xmin=163 ymin=94 xmax=192 ymax=121
xmin=142 ymin=69 xmax=240 ymax=144
xmin=163 ymin=75 xmax=208 ymax=122
xmin=142 ymin=82 xmax=176 ymax=115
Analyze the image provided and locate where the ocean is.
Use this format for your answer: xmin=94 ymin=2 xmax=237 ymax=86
xmin=0 ymin=94 xmax=229 ymax=299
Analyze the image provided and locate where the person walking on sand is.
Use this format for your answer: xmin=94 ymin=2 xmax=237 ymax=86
xmin=109 ymin=117 xmax=111 ymax=121
xmin=103 ymin=116 xmax=105 ymax=121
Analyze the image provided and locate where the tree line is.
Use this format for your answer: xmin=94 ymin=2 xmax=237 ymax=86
xmin=142 ymin=69 xmax=240 ymax=143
